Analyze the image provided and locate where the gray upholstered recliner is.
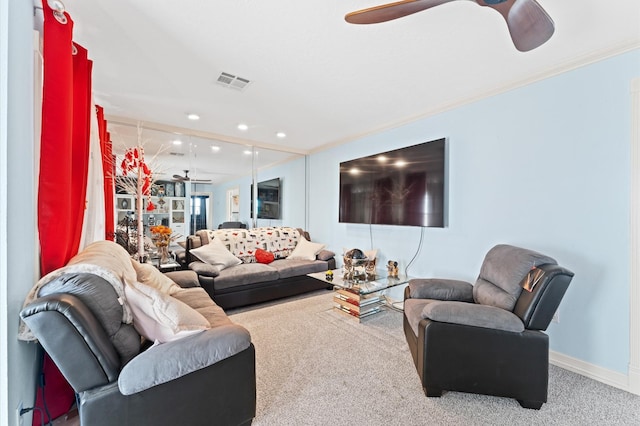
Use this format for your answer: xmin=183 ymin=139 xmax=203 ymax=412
xmin=403 ymin=244 xmax=574 ymax=409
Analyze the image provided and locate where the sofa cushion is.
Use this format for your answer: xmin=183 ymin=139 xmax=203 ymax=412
xmin=269 ymin=259 xmax=331 ymax=279
xmin=422 ymin=301 xmax=525 ymax=333
xmin=287 ymin=237 xmax=325 ymax=261
xmin=125 ymin=282 xmax=210 ymax=343
xmin=118 ymin=324 xmax=251 ymax=395
xmin=171 ymin=287 xmax=232 ymax=328
xmin=213 ymin=263 xmax=279 ymax=291
xmin=190 ymin=238 xmax=242 ymax=272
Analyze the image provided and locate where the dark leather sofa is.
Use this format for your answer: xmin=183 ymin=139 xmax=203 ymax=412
xmin=19 ymin=241 xmax=256 ymax=425
xmin=186 ymin=227 xmax=335 ymax=309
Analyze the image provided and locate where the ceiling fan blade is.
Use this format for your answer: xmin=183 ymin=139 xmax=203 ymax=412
xmin=345 ymin=0 xmax=458 ymax=24
xmin=172 ymin=174 xmax=189 ymax=181
xmin=477 ymin=0 xmax=554 ymax=51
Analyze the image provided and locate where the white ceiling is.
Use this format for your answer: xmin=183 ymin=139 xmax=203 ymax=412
xmin=58 ymin=0 xmax=640 ymax=182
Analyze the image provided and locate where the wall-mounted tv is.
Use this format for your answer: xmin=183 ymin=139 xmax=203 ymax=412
xmin=339 ymin=138 xmax=446 ymax=227
xmin=250 ymin=177 xmax=281 ymax=219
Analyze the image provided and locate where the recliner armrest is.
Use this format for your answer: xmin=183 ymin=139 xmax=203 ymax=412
xmin=188 ymin=262 xmax=220 ymax=278
xmin=408 ymin=278 xmax=474 ymax=302
xmin=164 ymin=270 xmax=200 ymax=288
xmin=118 ymin=323 xmax=251 ymax=395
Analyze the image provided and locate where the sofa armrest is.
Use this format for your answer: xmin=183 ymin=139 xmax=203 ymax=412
xmin=188 ymin=262 xmax=220 ymax=278
xmin=421 ymin=301 xmax=524 ymax=333
xmin=164 ymin=270 xmax=200 ymax=288
xmin=118 ymin=324 xmax=251 ymax=395
xmin=408 ymin=278 xmax=474 ymax=302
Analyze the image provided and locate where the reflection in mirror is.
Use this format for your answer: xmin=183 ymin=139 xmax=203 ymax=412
xmin=108 ymin=121 xmax=306 ymax=238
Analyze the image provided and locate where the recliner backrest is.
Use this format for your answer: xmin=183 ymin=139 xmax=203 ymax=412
xmin=21 ymin=293 xmax=123 ymax=392
xmin=513 ymin=264 xmax=574 ymax=330
xmin=473 ymin=244 xmax=557 ymax=311
xmin=36 ymin=273 xmax=141 ymax=365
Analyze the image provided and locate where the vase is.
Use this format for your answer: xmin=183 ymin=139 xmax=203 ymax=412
xmin=159 ymin=245 xmax=170 ymax=264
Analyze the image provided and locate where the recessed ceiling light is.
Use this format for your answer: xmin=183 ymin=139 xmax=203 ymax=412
xmin=237 ymin=123 xmax=249 ymax=131
xmin=187 ymin=113 xmax=200 ymax=120
xmin=276 ymin=132 xmax=286 ymax=138
xmin=172 ymin=140 xmax=182 ymax=146
xmin=243 ymin=150 xmax=253 ymax=155
xmin=211 ymin=145 xmax=220 ymax=152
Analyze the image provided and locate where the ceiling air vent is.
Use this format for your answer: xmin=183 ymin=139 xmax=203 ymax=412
xmin=169 ymin=152 xmax=185 ymax=156
xmin=216 ymin=72 xmax=251 ymax=91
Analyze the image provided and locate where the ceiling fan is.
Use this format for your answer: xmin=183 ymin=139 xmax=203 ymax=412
xmin=172 ymin=170 xmax=211 ymax=183
xmin=345 ymin=0 xmax=555 ymax=52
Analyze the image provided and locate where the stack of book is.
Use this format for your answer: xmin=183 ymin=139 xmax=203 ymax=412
xmin=333 ymin=289 xmax=382 ymax=319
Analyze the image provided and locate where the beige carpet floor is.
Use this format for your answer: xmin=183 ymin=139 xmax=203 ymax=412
xmin=227 ymin=290 xmax=640 ymax=426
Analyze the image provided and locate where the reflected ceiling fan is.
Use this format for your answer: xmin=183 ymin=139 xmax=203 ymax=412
xmin=345 ymin=0 xmax=555 ymax=52
xmin=172 ymin=170 xmax=211 ymax=183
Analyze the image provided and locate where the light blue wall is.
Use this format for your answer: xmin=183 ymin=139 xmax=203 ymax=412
xmin=2 ymin=1 xmax=40 ymax=425
xmin=307 ymin=49 xmax=640 ymax=374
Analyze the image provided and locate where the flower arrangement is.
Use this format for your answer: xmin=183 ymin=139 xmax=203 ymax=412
xmin=150 ymin=225 xmax=173 ymax=263
xmin=150 ymin=225 xmax=172 ymax=247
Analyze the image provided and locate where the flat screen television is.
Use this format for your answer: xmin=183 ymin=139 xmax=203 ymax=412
xmin=339 ymin=138 xmax=446 ymax=227
xmin=250 ymin=178 xmax=281 ymax=219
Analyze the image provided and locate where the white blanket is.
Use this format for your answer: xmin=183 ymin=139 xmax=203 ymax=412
xmin=18 ymin=240 xmax=138 ymax=341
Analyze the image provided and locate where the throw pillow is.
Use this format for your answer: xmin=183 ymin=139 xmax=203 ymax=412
xmin=131 ymin=260 xmax=181 ymax=295
xmin=190 ymin=237 xmax=242 ymax=272
xmin=316 ymin=249 xmax=336 ymax=261
xmin=125 ymin=281 xmax=210 ymax=343
xmin=287 ymin=237 xmax=326 ymax=261
xmin=255 ymin=249 xmax=275 ymax=264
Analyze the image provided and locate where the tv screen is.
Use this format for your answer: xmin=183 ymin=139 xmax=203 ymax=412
xmin=339 ymin=138 xmax=446 ymax=227
xmin=251 ymin=178 xmax=281 ymax=219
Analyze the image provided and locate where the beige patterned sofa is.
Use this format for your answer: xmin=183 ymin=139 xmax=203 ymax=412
xmin=186 ymin=227 xmax=336 ymax=309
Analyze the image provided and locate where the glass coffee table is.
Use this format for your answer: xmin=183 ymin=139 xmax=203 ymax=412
xmin=308 ymin=269 xmax=412 ymax=321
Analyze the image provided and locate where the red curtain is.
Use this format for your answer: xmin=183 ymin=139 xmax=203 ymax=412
xmin=38 ymin=2 xmax=75 ymax=275
xmin=70 ymin=42 xmax=92 ymax=253
xmin=96 ymin=105 xmax=115 ymax=238
xmin=35 ymin=2 xmax=88 ymax=423
xmin=39 ymin=6 xmax=93 ymax=275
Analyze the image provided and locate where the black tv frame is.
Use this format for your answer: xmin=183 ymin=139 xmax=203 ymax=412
xmin=339 ymin=138 xmax=446 ymax=227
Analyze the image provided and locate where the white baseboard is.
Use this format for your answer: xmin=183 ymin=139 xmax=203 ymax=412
xmin=550 ymin=350 xmax=639 ymax=395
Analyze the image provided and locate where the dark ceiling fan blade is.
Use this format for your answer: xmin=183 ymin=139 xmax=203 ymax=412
xmin=172 ymin=170 xmax=190 ymax=181
xmin=345 ymin=0 xmax=458 ymax=24
xmin=477 ymin=0 xmax=554 ymax=51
